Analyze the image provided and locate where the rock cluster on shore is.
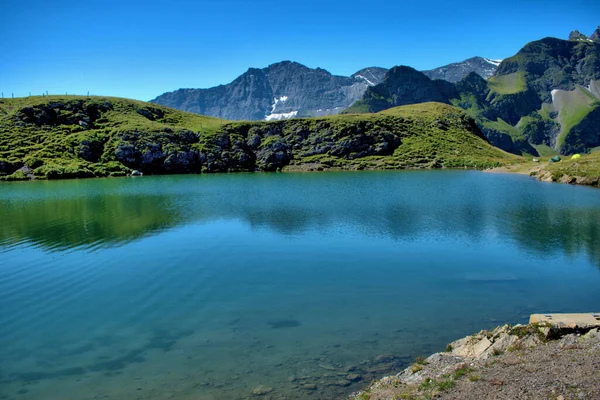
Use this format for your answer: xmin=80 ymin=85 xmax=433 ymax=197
xmin=353 ymin=323 xmax=600 ymax=399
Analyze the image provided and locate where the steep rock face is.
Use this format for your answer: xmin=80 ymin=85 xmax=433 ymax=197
xmin=561 ymin=107 xmax=600 ymax=154
xmin=151 ymin=62 xmax=388 ymax=121
xmin=150 ymin=68 xmax=273 ymax=121
xmin=422 ymin=57 xmax=501 ymax=82
xmin=488 ymin=89 xmax=542 ymax=126
xmin=518 ymin=112 xmax=561 ymax=146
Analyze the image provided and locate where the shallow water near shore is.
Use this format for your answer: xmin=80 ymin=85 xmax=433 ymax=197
xmin=1 ymin=171 xmax=599 ymax=400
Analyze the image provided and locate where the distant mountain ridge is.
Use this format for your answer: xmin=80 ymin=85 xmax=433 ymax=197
xmin=151 ymin=62 xmax=387 ymax=121
xmin=569 ymin=26 xmax=600 ymax=43
xmin=422 ymin=57 xmax=501 ymax=82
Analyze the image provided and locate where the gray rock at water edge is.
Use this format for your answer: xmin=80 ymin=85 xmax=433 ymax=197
xmin=481 ymin=334 xmax=519 ymax=358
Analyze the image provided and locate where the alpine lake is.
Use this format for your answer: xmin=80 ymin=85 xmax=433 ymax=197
xmin=1 ymin=170 xmax=599 ymax=400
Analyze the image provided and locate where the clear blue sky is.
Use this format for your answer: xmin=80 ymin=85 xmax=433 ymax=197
xmin=1 ymin=0 xmax=598 ymax=101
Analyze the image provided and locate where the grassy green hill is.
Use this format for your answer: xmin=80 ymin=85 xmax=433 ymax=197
xmin=1 ymin=96 xmax=516 ymax=181
xmin=0 ymin=96 xmax=223 ymax=180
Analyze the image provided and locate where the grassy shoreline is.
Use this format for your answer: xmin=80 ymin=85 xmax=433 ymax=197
xmin=485 ymin=151 xmax=600 ymax=188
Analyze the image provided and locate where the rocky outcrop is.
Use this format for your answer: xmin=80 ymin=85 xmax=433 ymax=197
xmin=15 ymin=100 xmax=113 ymax=127
xmin=113 ymin=130 xmax=205 ymax=174
xmin=219 ymin=118 xmax=403 ymax=172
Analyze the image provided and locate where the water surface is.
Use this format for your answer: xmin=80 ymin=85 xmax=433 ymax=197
xmin=1 ymin=171 xmax=599 ymax=399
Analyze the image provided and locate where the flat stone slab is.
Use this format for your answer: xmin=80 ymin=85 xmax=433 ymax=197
xmin=530 ymin=313 xmax=600 ymax=329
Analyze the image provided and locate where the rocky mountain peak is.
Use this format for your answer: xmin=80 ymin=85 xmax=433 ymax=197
xmin=421 ymin=56 xmax=501 ymax=82
xmin=386 ymin=65 xmax=430 ymax=81
xmin=569 ymin=30 xmax=588 ymax=41
xmin=351 ymin=67 xmax=388 ymax=86
xmin=591 ymin=26 xmax=600 ymax=42
xmin=266 ymin=60 xmax=310 ymax=73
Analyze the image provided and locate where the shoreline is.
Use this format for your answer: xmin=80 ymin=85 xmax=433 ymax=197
xmin=3 ymin=163 xmax=599 ymax=188
xmin=484 ymin=161 xmax=599 ymax=188
xmin=351 ymin=314 xmax=600 ymax=399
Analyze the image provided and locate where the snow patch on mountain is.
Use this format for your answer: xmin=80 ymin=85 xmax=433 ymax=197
xmin=355 ymin=75 xmax=376 ymax=86
xmin=484 ymin=58 xmax=503 ymax=66
xmin=265 ymin=111 xmax=298 ymax=121
xmin=270 ymin=96 xmax=289 ymax=113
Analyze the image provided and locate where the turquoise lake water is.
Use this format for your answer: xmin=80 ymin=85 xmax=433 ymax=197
xmin=1 ymin=171 xmax=599 ymax=399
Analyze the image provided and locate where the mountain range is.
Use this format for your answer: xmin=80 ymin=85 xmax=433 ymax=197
xmin=151 ymin=58 xmax=501 ymax=121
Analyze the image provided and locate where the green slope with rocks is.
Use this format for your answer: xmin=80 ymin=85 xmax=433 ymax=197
xmin=0 ymin=96 xmax=515 ymax=181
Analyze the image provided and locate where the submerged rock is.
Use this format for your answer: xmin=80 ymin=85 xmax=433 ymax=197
xmin=299 ymin=383 xmax=317 ymax=390
xmin=345 ymin=373 xmax=363 ymax=382
xmin=251 ymin=385 xmax=273 ymax=396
